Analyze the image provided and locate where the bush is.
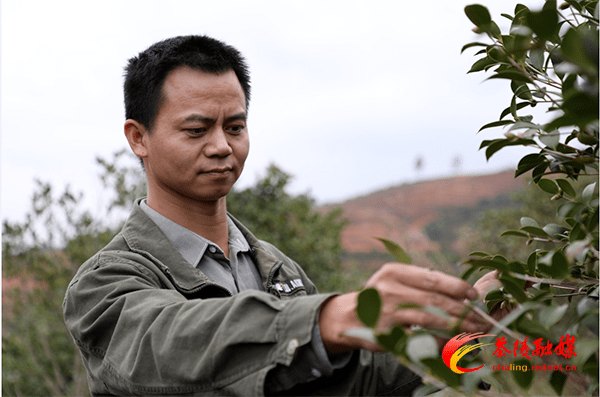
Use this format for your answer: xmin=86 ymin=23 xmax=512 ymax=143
xmin=352 ymin=1 xmax=598 ymax=395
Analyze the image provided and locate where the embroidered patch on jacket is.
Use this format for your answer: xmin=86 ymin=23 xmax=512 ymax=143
xmin=273 ymin=278 xmax=305 ymax=293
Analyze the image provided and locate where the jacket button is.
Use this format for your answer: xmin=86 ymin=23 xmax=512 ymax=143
xmin=286 ymin=339 xmax=299 ymax=355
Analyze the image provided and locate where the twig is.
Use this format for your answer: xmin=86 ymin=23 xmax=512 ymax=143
xmin=509 ymin=273 xmax=593 ymax=286
xmin=468 ymin=303 xmax=522 ymax=341
xmin=553 ymin=291 xmax=589 ymax=298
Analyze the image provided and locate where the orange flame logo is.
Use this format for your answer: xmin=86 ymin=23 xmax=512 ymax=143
xmin=442 ymin=332 xmax=495 ymax=374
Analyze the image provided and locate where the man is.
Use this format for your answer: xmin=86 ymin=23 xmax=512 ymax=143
xmin=63 ymin=35 xmax=497 ymax=396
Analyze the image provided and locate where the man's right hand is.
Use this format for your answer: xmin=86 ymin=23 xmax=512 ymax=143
xmin=318 ymin=263 xmax=490 ymax=353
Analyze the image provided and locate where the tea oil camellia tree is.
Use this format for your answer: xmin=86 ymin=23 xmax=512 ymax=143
xmin=350 ymin=1 xmax=598 ymax=395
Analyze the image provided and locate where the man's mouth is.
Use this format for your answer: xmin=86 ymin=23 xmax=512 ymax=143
xmin=202 ymin=168 xmax=232 ymax=175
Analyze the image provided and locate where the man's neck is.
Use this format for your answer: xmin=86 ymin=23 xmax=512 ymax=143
xmin=145 ymin=192 xmax=230 ymax=258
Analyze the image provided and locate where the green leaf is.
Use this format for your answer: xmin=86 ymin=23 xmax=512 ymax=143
xmin=586 ymin=207 xmax=598 ymax=232
xmin=478 ymin=120 xmax=514 ymax=132
xmin=539 ymin=303 xmax=568 ymax=329
xmin=512 ymin=358 xmax=534 ymax=389
xmin=556 ymin=178 xmax=577 ymax=199
xmin=500 ymin=230 xmax=529 ymax=238
xmin=487 ymin=299 xmax=504 ymax=312
xmin=542 ymin=0 xmax=556 ymax=12
xmin=461 ymin=42 xmax=489 ymax=53
xmin=537 ymin=178 xmax=559 ymax=194
xmin=558 ymin=202 xmax=584 ymax=219
xmin=582 ymin=182 xmax=597 ymax=206
xmin=561 ymin=27 xmax=599 ymax=73
xmin=485 ymin=289 xmax=505 ymax=301
xmin=406 ymin=333 xmax=438 ymax=362
xmin=549 ymin=370 xmax=568 ymax=395
xmin=500 ymin=273 xmax=528 ymax=302
xmin=577 ymin=296 xmax=598 ymax=317
xmin=577 ymin=131 xmax=599 ymax=145
xmin=467 ymin=251 xmax=491 ymax=257
xmin=521 ymin=226 xmax=550 ymax=238
xmin=487 ymin=70 xmax=533 ymax=83
xmin=543 ymin=223 xmax=565 ymax=239
xmin=526 ymin=8 xmax=559 ymax=41
xmin=527 ymin=251 xmax=537 ymax=275
xmin=531 ymin=161 xmax=548 ymax=183
xmin=356 ymin=288 xmax=381 ymax=328
xmin=515 ymin=153 xmax=545 ymax=177
xmin=508 ymin=120 xmax=541 ymax=131
xmin=515 ymin=4 xmax=531 ymax=17
xmin=375 ymin=237 xmax=411 ymax=264
xmin=488 ymin=45 xmax=509 ymax=63
xmin=571 ymin=338 xmax=599 ymax=368
xmin=344 ymin=327 xmax=377 ymax=344
xmin=461 ymin=266 xmax=478 ymax=281
xmin=537 ymin=251 xmax=570 ymax=279
xmin=569 ymin=222 xmax=587 ymax=242
xmin=545 ymin=112 xmax=595 ymax=131
xmin=582 ymin=353 xmax=600 ymax=378
xmin=508 ymin=260 xmax=527 ymax=274
xmin=516 ymin=316 xmax=552 ymax=340
xmin=521 ymin=216 xmax=540 ymax=227
xmin=421 ymin=357 xmax=462 ymax=388
xmin=500 ymin=101 xmax=534 ymax=120
xmin=566 ymin=239 xmax=591 ymax=262
xmin=465 ymin=4 xmax=492 ymax=27
xmin=491 ymin=301 xmax=536 ymax=334
xmin=529 ymin=48 xmax=545 ymax=70
xmin=468 ymin=56 xmax=498 ymax=73
xmin=562 ymin=91 xmax=600 ymax=119
xmin=484 ymin=138 xmax=536 ymax=160
xmin=539 ymin=130 xmax=560 ymax=149
xmin=510 ymin=94 xmax=518 ymax=119
xmin=376 ymin=325 xmax=406 ymax=354
xmin=511 ymin=80 xmax=533 ymax=99
xmin=463 ymin=258 xmax=509 ymax=272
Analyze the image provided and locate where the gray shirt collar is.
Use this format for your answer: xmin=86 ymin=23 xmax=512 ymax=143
xmin=139 ymin=199 xmax=250 ymax=267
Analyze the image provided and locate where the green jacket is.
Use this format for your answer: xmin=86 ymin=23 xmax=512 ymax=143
xmin=63 ymin=201 xmax=422 ymax=396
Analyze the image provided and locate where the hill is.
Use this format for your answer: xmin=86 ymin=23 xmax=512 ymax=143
xmin=321 ymin=170 xmax=527 ymax=273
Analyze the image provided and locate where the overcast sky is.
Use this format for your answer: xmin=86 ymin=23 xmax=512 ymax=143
xmin=2 ymin=0 xmax=547 ymax=224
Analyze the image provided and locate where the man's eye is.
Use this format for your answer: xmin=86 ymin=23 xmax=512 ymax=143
xmin=228 ymin=125 xmax=245 ymax=133
xmin=187 ymin=128 xmax=206 ymax=134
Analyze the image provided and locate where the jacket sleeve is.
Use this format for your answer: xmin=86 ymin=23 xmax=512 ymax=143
xmin=63 ymin=251 xmax=333 ymax=396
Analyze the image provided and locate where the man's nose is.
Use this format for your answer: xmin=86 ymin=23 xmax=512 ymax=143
xmin=205 ymin=128 xmax=233 ymax=157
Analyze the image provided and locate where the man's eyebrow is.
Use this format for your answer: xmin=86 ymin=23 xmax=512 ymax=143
xmin=226 ymin=112 xmax=247 ymax=121
xmin=182 ymin=114 xmax=213 ymax=123
xmin=182 ymin=113 xmax=247 ymax=123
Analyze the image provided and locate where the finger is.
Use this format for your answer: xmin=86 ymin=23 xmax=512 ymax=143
xmin=473 ymin=270 xmax=501 ymax=299
xmin=385 ymin=285 xmax=487 ymax=325
xmin=380 ymin=309 xmax=491 ymax=334
xmin=373 ymin=263 xmax=479 ymax=300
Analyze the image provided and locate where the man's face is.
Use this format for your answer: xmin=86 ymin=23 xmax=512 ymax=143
xmin=141 ymin=67 xmax=249 ymax=203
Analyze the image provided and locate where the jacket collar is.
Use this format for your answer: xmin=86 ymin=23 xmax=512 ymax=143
xmin=121 ymin=198 xmax=281 ymax=293
xmin=121 ymin=199 xmax=214 ymax=292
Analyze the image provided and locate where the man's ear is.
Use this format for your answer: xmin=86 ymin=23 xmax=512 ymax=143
xmin=124 ymin=120 xmax=149 ymax=159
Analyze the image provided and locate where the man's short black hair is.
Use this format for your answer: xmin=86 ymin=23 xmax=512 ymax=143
xmin=124 ymin=35 xmax=251 ymax=131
